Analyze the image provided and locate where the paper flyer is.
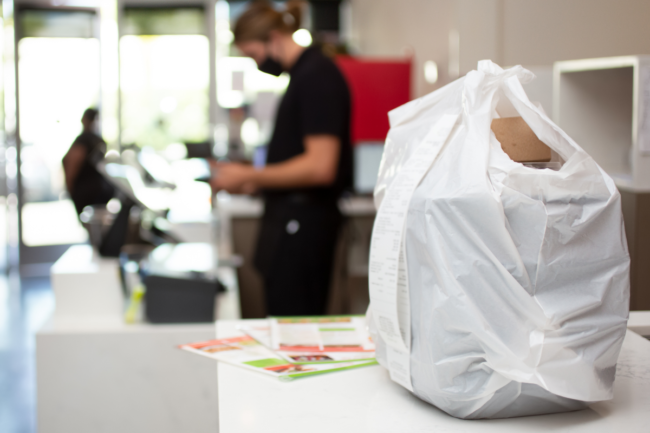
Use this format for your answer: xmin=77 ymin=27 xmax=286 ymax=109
xmin=268 ymin=315 xmax=375 ymax=353
xmin=240 ymin=323 xmax=376 ymax=364
xmin=180 ymin=335 xmax=377 ymax=380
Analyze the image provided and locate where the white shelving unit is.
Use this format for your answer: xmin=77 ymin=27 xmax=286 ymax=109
xmin=554 ymin=55 xmax=650 ymax=192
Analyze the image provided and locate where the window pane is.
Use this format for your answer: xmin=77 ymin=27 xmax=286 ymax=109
xmin=122 ymin=7 xmax=205 ymax=36
xmin=20 ymin=10 xmax=95 ymax=38
xmin=18 ymin=37 xmax=98 ymax=246
xmin=21 ymin=201 xmax=87 ymax=246
xmin=120 ymin=35 xmax=210 ymax=149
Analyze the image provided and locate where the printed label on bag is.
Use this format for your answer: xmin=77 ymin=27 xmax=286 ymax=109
xmin=639 ymin=66 xmax=650 ymax=155
xmin=369 ymin=113 xmax=459 ymax=392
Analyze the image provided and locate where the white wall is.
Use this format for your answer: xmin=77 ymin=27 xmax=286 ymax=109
xmin=456 ymin=0 xmax=502 ymax=74
xmin=349 ymin=0 xmax=650 ymax=98
xmin=502 ymin=0 xmax=650 ymax=66
xmin=347 ymin=0 xmax=456 ymax=98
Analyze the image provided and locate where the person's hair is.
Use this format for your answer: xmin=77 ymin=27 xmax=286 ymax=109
xmin=233 ymin=0 xmax=302 ymax=44
xmin=82 ymin=108 xmax=99 ymax=123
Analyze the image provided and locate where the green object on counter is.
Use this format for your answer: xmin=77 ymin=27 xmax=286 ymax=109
xmin=124 ymin=284 xmax=145 ymax=324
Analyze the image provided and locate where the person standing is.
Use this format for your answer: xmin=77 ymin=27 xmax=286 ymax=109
xmin=211 ymin=1 xmax=352 ymax=316
xmin=63 ymin=108 xmax=115 ymax=215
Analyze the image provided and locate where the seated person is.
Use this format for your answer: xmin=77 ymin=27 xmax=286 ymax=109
xmin=62 ymin=108 xmax=115 ymax=215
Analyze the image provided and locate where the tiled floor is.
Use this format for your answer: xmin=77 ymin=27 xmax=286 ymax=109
xmin=0 ymin=274 xmax=55 ymax=433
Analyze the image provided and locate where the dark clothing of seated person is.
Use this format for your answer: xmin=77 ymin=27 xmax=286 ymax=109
xmin=63 ymin=108 xmax=115 ymax=215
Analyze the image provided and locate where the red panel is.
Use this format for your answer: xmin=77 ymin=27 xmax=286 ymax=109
xmin=336 ymin=56 xmax=412 ymax=145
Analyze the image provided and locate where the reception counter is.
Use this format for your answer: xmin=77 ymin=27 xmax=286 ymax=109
xmin=216 ymin=319 xmax=650 ymax=433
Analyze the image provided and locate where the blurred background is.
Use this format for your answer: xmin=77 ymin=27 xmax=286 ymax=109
xmin=1 ymin=0 xmax=650 ymax=431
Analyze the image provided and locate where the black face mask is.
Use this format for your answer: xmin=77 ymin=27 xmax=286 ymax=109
xmin=258 ymin=57 xmax=284 ymax=77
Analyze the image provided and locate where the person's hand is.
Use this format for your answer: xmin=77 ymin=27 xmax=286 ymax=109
xmin=209 ymin=161 xmax=258 ymax=194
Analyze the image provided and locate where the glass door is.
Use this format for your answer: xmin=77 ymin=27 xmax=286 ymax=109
xmin=16 ymin=9 xmax=99 ymax=272
xmin=118 ymin=6 xmax=213 ymax=224
xmin=120 ymin=7 xmax=210 ymax=152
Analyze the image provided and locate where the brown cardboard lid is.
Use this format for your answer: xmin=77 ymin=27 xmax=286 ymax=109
xmin=491 ymin=117 xmax=551 ymax=163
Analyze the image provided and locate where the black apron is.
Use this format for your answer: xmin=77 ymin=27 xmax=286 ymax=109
xmin=254 ymin=195 xmax=342 ymax=315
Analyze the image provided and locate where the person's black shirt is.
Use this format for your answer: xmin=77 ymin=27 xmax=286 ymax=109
xmin=253 ymin=46 xmax=352 ymax=309
xmin=264 ymin=46 xmax=352 ymax=202
xmin=70 ymin=131 xmax=114 ymax=214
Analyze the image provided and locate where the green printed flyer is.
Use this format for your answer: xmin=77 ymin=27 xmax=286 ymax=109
xmin=180 ymin=334 xmax=377 ymax=379
xmin=240 ymin=322 xmax=376 ymax=364
xmin=269 ymin=315 xmax=375 ymax=353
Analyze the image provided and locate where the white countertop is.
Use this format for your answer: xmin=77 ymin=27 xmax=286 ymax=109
xmin=215 ymin=194 xmax=376 ymax=218
xmin=216 ymin=319 xmax=650 ymax=433
xmin=628 ymin=310 xmax=650 ymax=337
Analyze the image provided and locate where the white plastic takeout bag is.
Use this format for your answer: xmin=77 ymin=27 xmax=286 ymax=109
xmin=368 ymin=60 xmax=630 ymax=419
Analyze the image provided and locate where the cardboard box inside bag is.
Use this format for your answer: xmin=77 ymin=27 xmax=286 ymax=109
xmin=491 ymin=117 xmax=552 ymax=163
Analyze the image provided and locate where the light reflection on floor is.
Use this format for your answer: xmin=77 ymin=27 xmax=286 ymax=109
xmin=0 ymin=275 xmax=55 ymax=433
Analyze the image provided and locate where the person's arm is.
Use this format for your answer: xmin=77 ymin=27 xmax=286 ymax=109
xmin=62 ymin=143 xmax=87 ymax=194
xmin=210 ymin=134 xmax=340 ymax=193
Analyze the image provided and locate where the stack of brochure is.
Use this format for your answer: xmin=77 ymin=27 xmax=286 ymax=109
xmin=180 ymin=315 xmax=377 ymax=380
